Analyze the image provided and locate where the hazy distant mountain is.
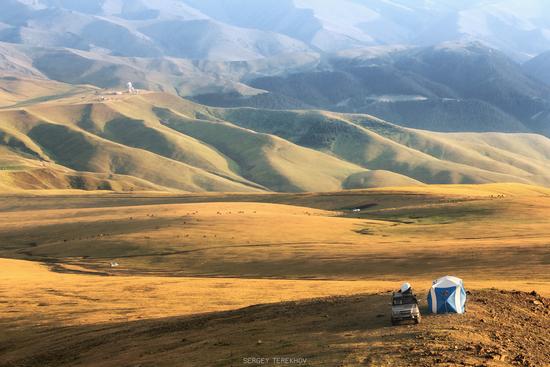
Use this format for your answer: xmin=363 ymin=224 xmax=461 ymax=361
xmin=194 ymin=42 xmax=550 ymax=136
xmin=523 ymin=50 xmax=550 ymax=87
xmin=2 ymin=0 xmax=550 ymax=61
xmin=139 ymin=19 xmax=310 ymax=60
xmin=183 ymin=0 xmax=378 ymax=51
xmin=0 ymin=41 xmax=321 ymax=97
xmin=182 ymin=0 xmax=550 ymax=61
xmin=185 ymin=0 xmax=550 ymax=60
xmin=0 ymin=0 xmax=311 ymax=60
xmin=1 ymin=0 xmax=550 ymax=138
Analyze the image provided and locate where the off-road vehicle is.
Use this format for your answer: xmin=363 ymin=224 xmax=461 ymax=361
xmin=391 ymin=292 xmax=421 ymax=325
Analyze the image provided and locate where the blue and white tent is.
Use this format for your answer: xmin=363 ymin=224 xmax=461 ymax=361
xmin=427 ymin=276 xmax=467 ymax=314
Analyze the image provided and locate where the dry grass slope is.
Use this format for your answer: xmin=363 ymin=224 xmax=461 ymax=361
xmin=1 ymin=86 xmax=550 ymax=193
xmin=1 ymin=183 xmax=548 ymax=283
xmin=0 ymin=185 xmax=548 ymax=366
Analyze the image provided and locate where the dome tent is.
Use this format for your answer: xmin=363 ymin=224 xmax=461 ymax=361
xmin=427 ymin=276 xmax=466 ymax=314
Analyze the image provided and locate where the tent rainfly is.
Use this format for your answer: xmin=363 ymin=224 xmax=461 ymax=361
xmin=427 ymin=275 xmax=467 ymax=314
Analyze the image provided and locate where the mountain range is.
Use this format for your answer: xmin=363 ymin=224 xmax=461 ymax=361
xmin=198 ymin=42 xmax=550 ymax=137
xmin=3 ymin=0 xmax=550 ymax=61
xmin=3 ymin=39 xmax=550 ymax=137
xmin=2 ymin=1 xmax=550 ymax=137
xmin=1 ymin=81 xmax=550 ymax=192
xmin=1 ymin=0 xmax=550 ymax=192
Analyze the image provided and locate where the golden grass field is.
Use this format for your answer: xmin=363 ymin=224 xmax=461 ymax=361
xmin=1 ymin=184 xmax=549 ymax=366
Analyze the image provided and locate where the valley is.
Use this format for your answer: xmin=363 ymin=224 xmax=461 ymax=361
xmin=0 ymin=184 xmax=549 ymax=366
xmin=1 ymin=2 xmax=550 ymax=366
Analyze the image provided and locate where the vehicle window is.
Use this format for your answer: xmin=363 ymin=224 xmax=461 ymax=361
xmin=393 ymin=296 xmax=417 ymax=305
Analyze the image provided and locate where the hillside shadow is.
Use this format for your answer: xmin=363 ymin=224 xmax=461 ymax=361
xmin=1 ymin=293 xmax=399 ymax=367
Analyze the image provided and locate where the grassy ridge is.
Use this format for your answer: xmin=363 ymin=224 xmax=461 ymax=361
xmin=1 ymin=88 xmax=550 ymax=192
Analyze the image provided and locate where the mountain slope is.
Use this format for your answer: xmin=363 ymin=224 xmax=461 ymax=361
xmin=4 ymin=24 xmax=550 ymax=138
xmin=0 ymin=0 xmax=312 ymax=61
xmin=0 ymin=90 xmax=375 ymax=192
xmin=214 ymin=108 xmax=550 ymax=186
xmin=3 ymin=0 xmax=550 ymax=62
xmin=180 ymin=0 xmax=550 ymax=59
xmin=2 ymin=88 xmax=550 ymax=193
xmin=139 ymin=19 xmax=310 ymax=60
xmin=523 ymin=50 xmax=550 ymax=86
xmin=0 ymin=112 xmax=262 ymax=193
xmin=0 ymin=76 xmax=95 ymax=107
xmin=153 ymin=107 xmax=367 ymax=192
xmin=204 ymin=43 xmax=550 ymax=136
xmin=0 ymin=41 xmax=273 ymax=97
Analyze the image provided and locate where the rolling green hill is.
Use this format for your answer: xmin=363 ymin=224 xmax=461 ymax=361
xmin=1 ymin=86 xmax=550 ymax=192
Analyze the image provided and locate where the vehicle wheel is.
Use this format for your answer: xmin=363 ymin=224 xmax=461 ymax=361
xmin=391 ymin=319 xmax=397 ymax=326
xmin=415 ymin=316 xmax=421 ymax=324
